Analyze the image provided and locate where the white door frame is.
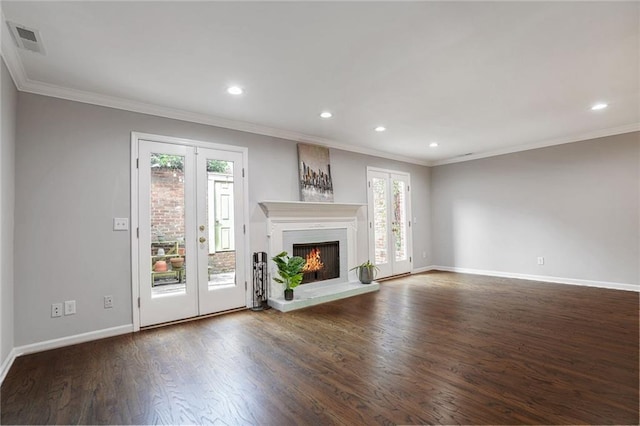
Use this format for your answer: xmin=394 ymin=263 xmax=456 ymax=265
xmin=138 ymin=141 xmax=199 ymax=326
xmin=366 ymin=166 xmax=413 ymax=278
xmin=130 ymin=132 xmax=250 ymax=332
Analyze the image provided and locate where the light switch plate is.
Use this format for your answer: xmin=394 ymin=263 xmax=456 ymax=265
xmin=64 ymin=300 xmax=76 ymax=315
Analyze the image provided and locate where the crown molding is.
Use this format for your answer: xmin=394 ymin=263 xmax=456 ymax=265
xmin=2 ymin=19 xmax=636 ymax=169
xmin=0 ymin=33 xmax=431 ymax=167
xmin=20 ymin=78 xmax=430 ymax=167
xmin=430 ymin=122 xmax=640 ymax=166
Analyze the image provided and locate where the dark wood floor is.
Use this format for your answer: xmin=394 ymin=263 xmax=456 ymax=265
xmin=2 ymin=271 xmax=638 ymax=425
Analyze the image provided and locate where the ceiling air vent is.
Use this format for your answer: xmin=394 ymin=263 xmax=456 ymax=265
xmin=6 ymin=21 xmax=45 ymax=54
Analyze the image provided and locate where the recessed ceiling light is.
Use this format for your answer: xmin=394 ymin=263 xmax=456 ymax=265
xmin=591 ymin=103 xmax=608 ymax=111
xmin=374 ymin=126 xmax=386 ymax=132
xmin=320 ymin=111 xmax=333 ymax=119
xmin=429 ymin=142 xmax=439 ymax=148
xmin=227 ymin=86 xmax=243 ymax=95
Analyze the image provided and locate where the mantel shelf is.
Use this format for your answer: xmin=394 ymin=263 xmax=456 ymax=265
xmin=259 ymin=200 xmax=365 ymax=219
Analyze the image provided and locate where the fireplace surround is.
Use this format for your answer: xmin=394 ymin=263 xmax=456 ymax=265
xmin=259 ymin=201 xmax=380 ymax=311
xmin=284 ymin=228 xmax=347 ymax=286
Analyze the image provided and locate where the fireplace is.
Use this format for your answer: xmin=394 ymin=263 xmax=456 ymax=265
xmin=293 ymin=240 xmax=340 ymax=284
xmin=259 ymin=200 xmax=379 ymax=312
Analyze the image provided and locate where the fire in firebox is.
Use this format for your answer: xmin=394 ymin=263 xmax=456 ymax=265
xmin=293 ymin=240 xmax=340 ymax=284
xmin=302 ymin=248 xmax=324 ymax=273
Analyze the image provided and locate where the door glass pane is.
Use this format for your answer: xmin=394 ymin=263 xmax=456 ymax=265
xmin=372 ymin=177 xmax=388 ymax=264
xmin=150 ymin=153 xmax=187 ymax=296
xmin=206 ymin=159 xmax=236 ymax=288
xmin=393 ymin=179 xmax=407 ymax=262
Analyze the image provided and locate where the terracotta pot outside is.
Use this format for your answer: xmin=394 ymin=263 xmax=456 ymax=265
xmin=170 ymin=258 xmax=184 ymax=269
xmin=154 ymin=260 xmax=168 ymax=272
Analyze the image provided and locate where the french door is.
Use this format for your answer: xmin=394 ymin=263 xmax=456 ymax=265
xmin=136 ymin=138 xmax=246 ymax=327
xmin=367 ymin=168 xmax=412 ymax=279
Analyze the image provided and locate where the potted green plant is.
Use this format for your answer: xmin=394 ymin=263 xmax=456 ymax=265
xmin=351 ymin=260 xmax=379 ymax=284
xmin=272 ymin=251 xmax=306 ymax=300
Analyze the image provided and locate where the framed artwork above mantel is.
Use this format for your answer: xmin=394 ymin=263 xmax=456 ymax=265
xmin=298 ymin=143 xmax=334 ymax=202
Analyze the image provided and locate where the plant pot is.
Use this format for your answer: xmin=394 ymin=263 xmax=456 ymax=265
xmin=170 ymin=257 xmax=184 ymax=269
xmin=284 ymin=288 xmax=294 ymax=301
xmin=153 ymin=260 xmax=167 ymax=272
xmin=358 ymin=267 xmax=375 ymax=284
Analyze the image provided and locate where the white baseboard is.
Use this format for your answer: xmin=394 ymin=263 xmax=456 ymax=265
xmin=1 ymin=324 xmax=133 ymax=386
xmin=429 ymin=265 xmax=639 ymax=292
xmin=0 ymin=347 xmax=19 ymax=385
xmin=412 ymin=265 xmax=437 ymax=274
xmin=14 ymin=324 xmax=134 ymax=357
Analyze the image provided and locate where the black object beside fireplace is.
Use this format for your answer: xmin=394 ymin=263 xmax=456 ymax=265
xmin=293 ymin=240 xmax=340 ymax=284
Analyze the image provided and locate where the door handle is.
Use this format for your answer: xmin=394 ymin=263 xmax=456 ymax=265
xmin=199 ymin=237 xmax=206 ymax=243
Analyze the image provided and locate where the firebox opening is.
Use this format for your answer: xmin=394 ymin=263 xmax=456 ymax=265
xmin=293 ymin=240 xmax=340 ymax=284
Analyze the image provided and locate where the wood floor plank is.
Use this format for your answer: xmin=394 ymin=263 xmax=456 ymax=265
xmin=1 ymin=271 xmax=638 ymax=424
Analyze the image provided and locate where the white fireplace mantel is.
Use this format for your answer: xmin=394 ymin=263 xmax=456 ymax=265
xmin=258 ymin=200 xmax=377 ymax=311
xmin=259 ymin=200 xmax=365 ymax=219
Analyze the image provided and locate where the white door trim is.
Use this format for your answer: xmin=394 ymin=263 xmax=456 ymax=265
xmin=366 ymin=166 xmax=408 ymax=175
xmin=130 ymin=132 xmax=250 ymax=332
xmin=366 ymin=166 xmax=412 ymax=278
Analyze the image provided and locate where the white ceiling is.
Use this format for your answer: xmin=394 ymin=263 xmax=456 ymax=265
xmin=1 ymin=1 xmax=639 ymax=166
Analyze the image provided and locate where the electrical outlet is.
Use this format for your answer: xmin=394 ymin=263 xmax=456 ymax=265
xmin=104 ymin=295 xmax=113 ymax=309
xmin=64 ymin=300 xmax=76 ymax=315
xmin=113 ymin=218 xmax=128 ymax=231
xmin=422 ymin=251 xmax=427 ymax=259
xmin=537 ymin=256 xmax=545 ymax=265
xmin=51 ymin=303 xmax=62 ymax=318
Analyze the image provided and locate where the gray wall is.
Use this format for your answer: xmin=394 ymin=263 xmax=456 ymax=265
xmin=1 ymin=58 xmax=17 ymax=363
xmin=14 ymin=92 xmax=431 ymax=347
xmin=330 ymin=149 xmax=431 ymax=267
xmin=12 ymin=86 xmax=638 ymax=351
xmin=431 ymin=132 xmax=640 ymax=286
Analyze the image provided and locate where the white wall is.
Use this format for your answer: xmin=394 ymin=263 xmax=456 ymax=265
xmin=431 ymin=132 xmax=640 ymax=286
xmin=14 ymin=92 xmax=431 ymax=347
xmin=1 ymin=58 xmax=17 ymax=364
